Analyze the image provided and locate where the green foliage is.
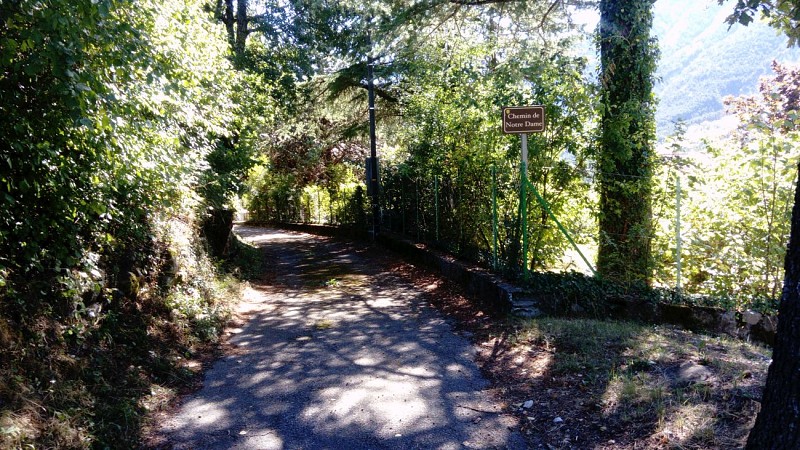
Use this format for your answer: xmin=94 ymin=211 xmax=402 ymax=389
xmin=245 ymin=0 xmax=598 ymax=276
xmin=1 ymin=0 xmax=236 ymax=301
xmin=653 ymin=63 xmax=800 ymax=307
xmin=723 ymin=0 xmax=800 ymax=47
xmin=0 ymin=0 xmax=249 ymax=446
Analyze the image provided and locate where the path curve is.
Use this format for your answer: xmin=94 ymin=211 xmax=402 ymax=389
xmin=158 ymin=226 xmax=526 ymax=449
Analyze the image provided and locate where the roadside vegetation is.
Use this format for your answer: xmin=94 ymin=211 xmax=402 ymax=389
xmin=491 ymin=318 xmax=770 ymax=449
xmin=0 ymin=223 xmax=260 ymax=449
xmin=0 ymin=0 xmax=264 ymax=447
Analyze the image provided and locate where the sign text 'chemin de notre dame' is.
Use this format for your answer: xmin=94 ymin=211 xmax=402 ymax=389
xmin=502 ymin=106 xmax=545 ymax=134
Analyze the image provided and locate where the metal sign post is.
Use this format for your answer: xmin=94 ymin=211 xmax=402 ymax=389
xmin=502 ymin=106 xmax=544 ymax=277
xmin=367 ymin=30 xmax=379 ymax=240
xmin=676 ymin=175 xmax=682 ymax=290
xmin=520 ymin=133 xmax=529 ymax=277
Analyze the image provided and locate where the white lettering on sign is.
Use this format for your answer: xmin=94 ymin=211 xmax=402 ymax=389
xmin=505 ymin=111 xmax=541 ymax=120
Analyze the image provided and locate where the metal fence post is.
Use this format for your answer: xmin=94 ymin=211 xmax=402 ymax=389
xmin=415 ymin=178 xmax=420 ymax=241
xmin=435 ymin=175 xmax=439 ymax=242
xmin=676 ymin=175 xmax=682 ymax=290
xmin=492 ymin=165 xmax=498 ymax=271
xmin=401 ymin=180 xmax=406 ymax=235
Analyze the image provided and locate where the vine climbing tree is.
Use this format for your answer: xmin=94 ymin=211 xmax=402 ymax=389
xmin=596 ymin=0 xmax=659 ymax=283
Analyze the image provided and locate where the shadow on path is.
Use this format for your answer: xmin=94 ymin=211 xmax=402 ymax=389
xmin=158 ymin=226 xmax=525 ymax=449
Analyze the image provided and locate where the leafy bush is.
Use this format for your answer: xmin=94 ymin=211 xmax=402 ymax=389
xmin=0 ymin=0 xmax=253 ymax=447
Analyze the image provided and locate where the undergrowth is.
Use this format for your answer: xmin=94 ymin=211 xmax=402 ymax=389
xmin=0 ymin=216 xmax=258 ymax=449
xmin=520 ymin=271 xmax=780 ymax=317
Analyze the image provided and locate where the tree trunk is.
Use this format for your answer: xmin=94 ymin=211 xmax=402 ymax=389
xmin=235 ymin=0 xmax=249 ymax=59
xmin=222 ymin=0 xmax=235 ymax=48
xmin=202 ymin=209 xmax=235 ymax=258
xmin=745 ymin=163 xmax=800 ymax=449
xmin=596 ymin=0 xmax=658 ymax=283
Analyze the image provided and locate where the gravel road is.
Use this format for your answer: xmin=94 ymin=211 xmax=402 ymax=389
xmin=158 ymin=226 xmax=526 ymax=449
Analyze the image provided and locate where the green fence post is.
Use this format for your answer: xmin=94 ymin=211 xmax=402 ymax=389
xmin=521 ymin=165 xmax=529 ymax=277
xmin=676 ymin=175 xmax=682 ymax=290
xmin=435 ymin=175 xmax=439 ymax=242
xmin=492 ymin=165 xmax=498 ymax=271
xmin=329 ymin=191 xmax=334 ymax=224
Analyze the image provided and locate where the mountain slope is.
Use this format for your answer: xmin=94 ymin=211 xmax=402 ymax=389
xmin=653 ymin=0 xmax=800 ymax=136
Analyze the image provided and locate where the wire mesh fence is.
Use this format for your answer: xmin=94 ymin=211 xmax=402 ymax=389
xmin=248 ymin=158 xmax=789 ymax=312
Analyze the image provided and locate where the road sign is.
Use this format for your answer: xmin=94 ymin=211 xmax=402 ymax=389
xmin=502 ymin=106 xmax=545 ymax=134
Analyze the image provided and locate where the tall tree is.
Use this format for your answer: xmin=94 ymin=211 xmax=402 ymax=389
xmin=746 ymin=164 xmax=800 ymax=448
xmin=596 ymin=0 xmax=658 ymax=282
xmin=724 ymin=1 xmax=800 ymax=446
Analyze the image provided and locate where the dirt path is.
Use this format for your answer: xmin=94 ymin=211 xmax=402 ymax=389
xmin=157 ymin=226 xmax=526 ymax=449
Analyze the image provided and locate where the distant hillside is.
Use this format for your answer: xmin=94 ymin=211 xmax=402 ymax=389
xmin=653 ymin=0 xmax=800 ymax=137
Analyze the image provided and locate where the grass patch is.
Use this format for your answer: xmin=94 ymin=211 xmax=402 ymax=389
xmin=492 ymin=318 xmax=771 ymax=449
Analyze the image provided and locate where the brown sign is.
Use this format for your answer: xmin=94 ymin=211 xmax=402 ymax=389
xmin=502 ymin=106 xmax=545 ymax=134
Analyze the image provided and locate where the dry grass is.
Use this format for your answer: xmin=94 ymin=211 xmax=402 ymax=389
xmin=478 ymin=318 xmax=771 ymax=449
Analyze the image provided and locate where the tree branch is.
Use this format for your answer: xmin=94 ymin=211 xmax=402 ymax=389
xmin=539 ymin=0 xmax=562 ymax=30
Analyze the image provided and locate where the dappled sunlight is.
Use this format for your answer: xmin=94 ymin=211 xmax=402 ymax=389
xmin=366 ymin=295 xmax=400 ymax=308
xmin=305 ymin=376 xmax=435 ymax=437
xmin=629 ymin=329 xmax=672 ymax=363
xmin=486 ymin=317 xmax=769 ymax=448
xmin=234 ymin=227 xmax=305 ymax=245
xmin=179 ymin=398 xmax=234 ymax=428
xmin=352 ymin=355 xmax=382 ymax=366
xmin=238 ymin=431 xmax=284 ymax=450
xmin=160 ymin=227 xmax=523 ymax=448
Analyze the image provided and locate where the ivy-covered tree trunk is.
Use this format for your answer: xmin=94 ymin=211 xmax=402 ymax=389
xmin=745 ymin=163 xmax=800 ymax=449
xmin=597 ymin=0 xmax=658 ymax=283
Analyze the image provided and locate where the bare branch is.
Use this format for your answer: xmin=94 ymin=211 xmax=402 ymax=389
xmin=539 ymin=0 xmax=562 ymax=30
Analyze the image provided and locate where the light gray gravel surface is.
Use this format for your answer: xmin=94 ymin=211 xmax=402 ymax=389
xmin=158 ymin=226 xmax=526 ymax=450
